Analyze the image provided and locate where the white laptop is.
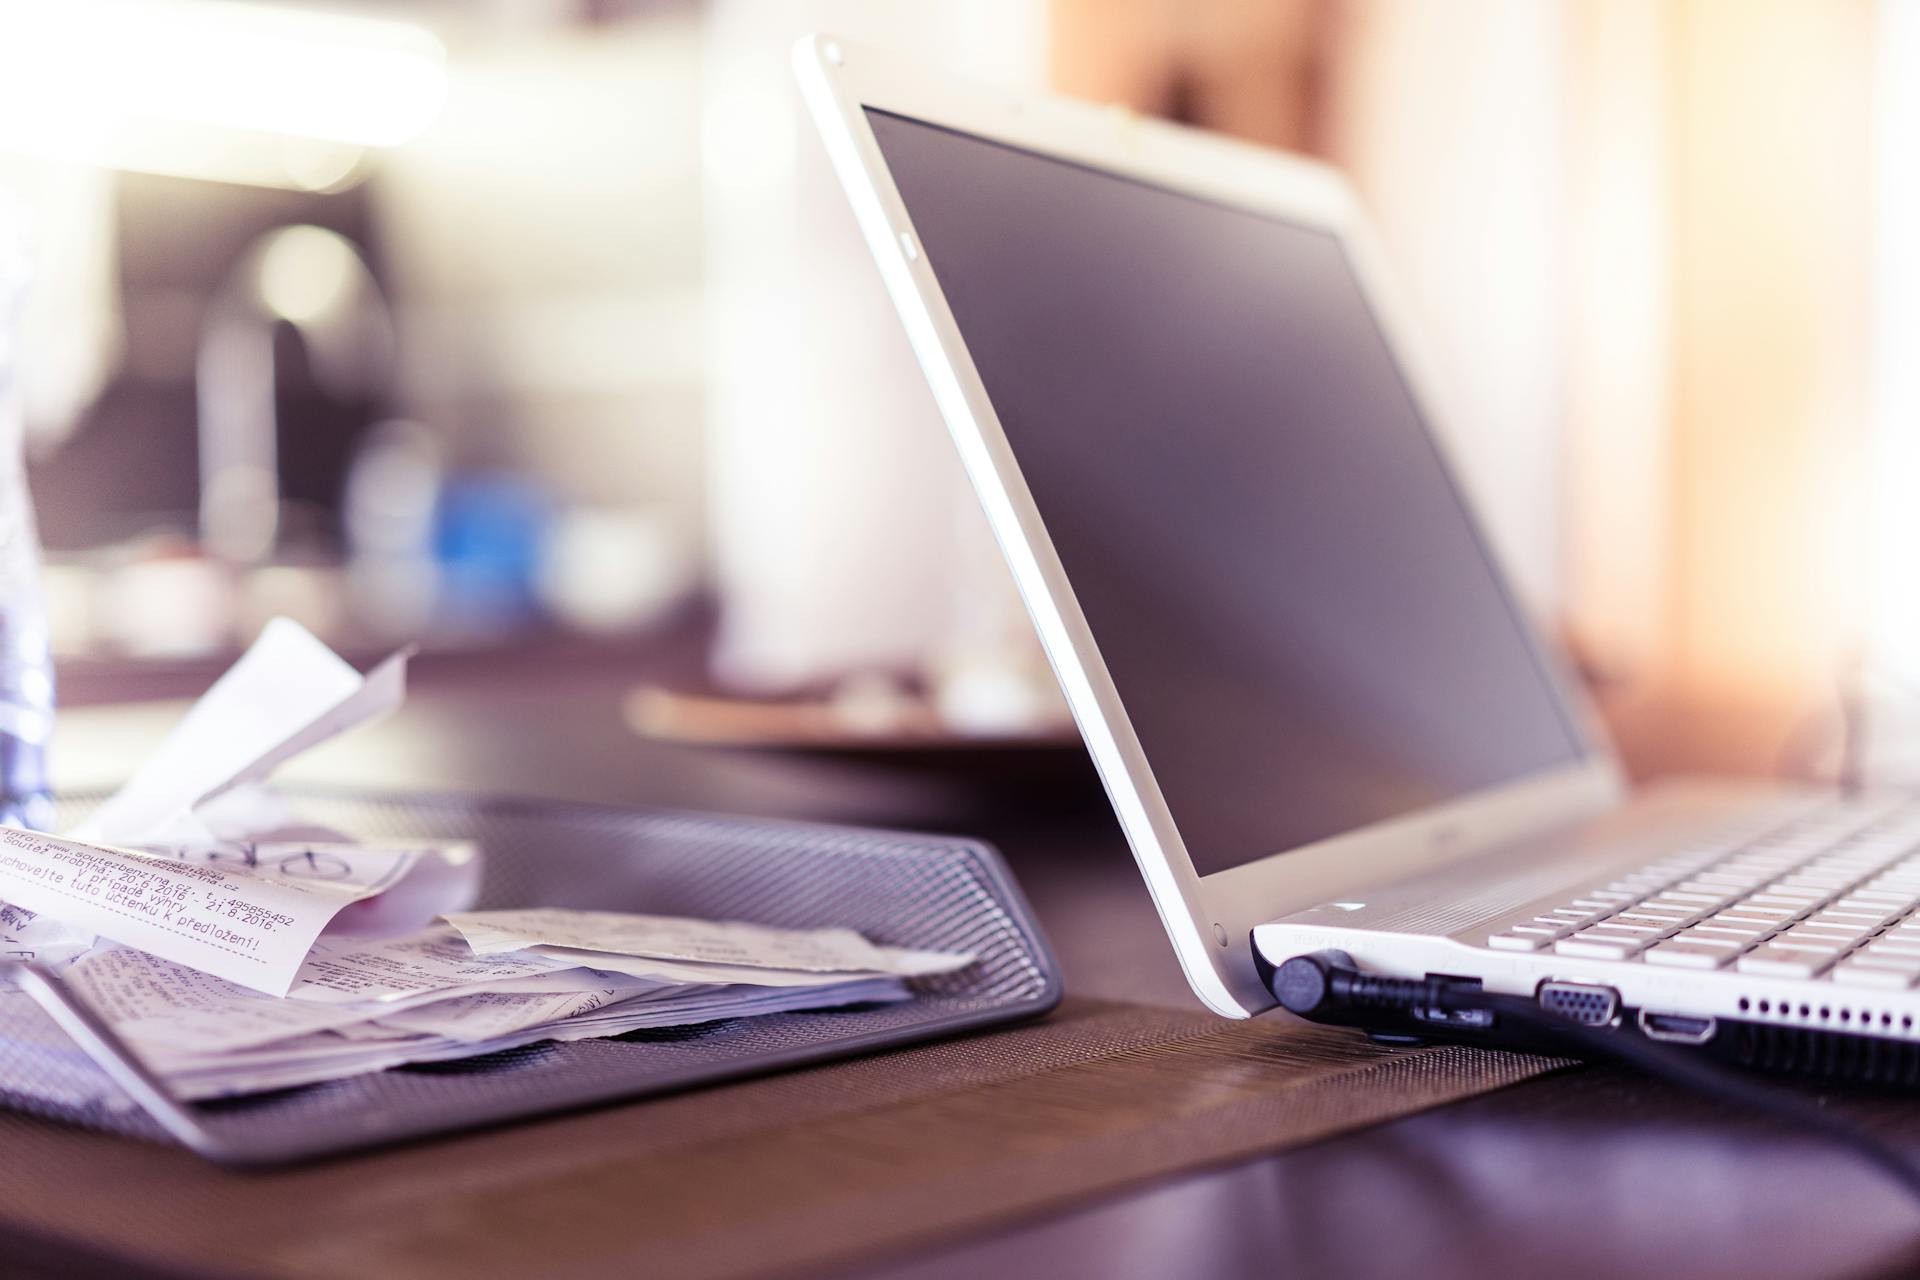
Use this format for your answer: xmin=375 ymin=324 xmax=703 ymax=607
xmin=794 ymin=35 xmax=1920 ymax=1072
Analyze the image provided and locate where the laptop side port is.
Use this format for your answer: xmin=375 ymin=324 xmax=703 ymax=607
xmin=1638 ymin=1010 xmax=1717 ymax=1044
xmin=1410 ymin=1004 xmax=1495 ymax=1029
xmin=1537 ymin=981 xmax=1620 ymax=1026
xmin=1409 ymin=974 xmax=1494 ymax=1028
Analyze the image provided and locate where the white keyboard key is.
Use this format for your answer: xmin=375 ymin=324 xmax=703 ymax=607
xmin=1555 ymin=934 xmax=1641 ymax=960
xmin=1639 ymin=905 xmax=1710 ymax=922
xmin=1674 ymin=926 xmax=1746 ymax=943
xmin=1645 ymin=942 xmax=1736 ymax=969
xmin=1535 ymin=915 xmax=1590 ymax=929
xmin=1708 ymin=913 xmax=1778 ymax=930
xmin=1868 ymin=927 xmax=1920 ymax=944
xmin=1676 ymin=935 xmax=1753 ymax=953
xmin=1848 ymin=951 xmax=1920 ymax=972
xmin=1832 ymin=963 xmax=1920 ymax=990
xmin=1775 ymin=928 xmax=1850 ymax=950
xmin=1487 ymin=933 xmax=1548 ymax=952
xmin=1736 ymin=947 xmax=1835 ymax=978
xmin=1791 ymin=921 xmax=1871 ymax=941
xmin=1479 ymin=914 xmax=1571 ymax=939
xmin=1805 ymin=911 xmax=1878 ymax=928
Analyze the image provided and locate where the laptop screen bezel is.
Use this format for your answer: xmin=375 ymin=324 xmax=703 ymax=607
xmin=794 ymin=35 xmax=1625 ymax=1017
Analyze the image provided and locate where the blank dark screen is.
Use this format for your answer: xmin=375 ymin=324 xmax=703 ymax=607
xmin=866 ymin=109 xmax=1587 ymax=875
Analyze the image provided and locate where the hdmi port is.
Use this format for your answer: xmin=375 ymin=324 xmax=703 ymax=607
xmin=1638 ymin=1010 xmax=1716 ymax=1044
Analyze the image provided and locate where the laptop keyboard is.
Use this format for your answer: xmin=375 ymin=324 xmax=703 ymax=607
xmin=1481 ymin=795 xmax=1920 ymax=989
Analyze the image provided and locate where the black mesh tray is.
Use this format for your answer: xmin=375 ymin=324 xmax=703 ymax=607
xmin=0 ymin=789 xmax=1061 ymax=1166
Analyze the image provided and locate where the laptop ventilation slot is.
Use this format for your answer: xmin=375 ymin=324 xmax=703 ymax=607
xmin=1726 ymin=1021 xmax=1920 ymax=1088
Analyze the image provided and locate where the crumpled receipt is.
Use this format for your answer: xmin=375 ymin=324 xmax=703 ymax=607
xmin=62 ymin=942 xmax=647 ymax=1056
xmin=0 ymin=829 xmax=477 ymax=995
xmin=71 ymin=617 xmax=408 ymax=850
xmin=285 ymin=926 xmax=579 ymax=1004
xmin=443 ymin=908 xmax=974 ymax=986
xmin=0 ymin=618 xmax=481 ymax=994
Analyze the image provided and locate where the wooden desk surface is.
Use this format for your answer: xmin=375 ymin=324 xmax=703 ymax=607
xmin=36 ymin=652 xmax=1920 ymax=1280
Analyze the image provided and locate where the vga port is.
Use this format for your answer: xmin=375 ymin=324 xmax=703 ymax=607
xmin=1537 ymin=980 xmax=1620 ymax=1026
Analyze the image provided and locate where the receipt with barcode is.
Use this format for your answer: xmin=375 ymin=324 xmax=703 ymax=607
xmin=0 ymin=828 xmax=475 ymax=995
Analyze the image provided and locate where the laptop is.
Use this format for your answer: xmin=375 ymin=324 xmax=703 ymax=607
xmin=793 ymin=35 xmax=1920 ymax=1076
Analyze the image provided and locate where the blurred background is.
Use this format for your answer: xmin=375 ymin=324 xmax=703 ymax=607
xmin=0 ymin=0 xmax=1914 ymax=785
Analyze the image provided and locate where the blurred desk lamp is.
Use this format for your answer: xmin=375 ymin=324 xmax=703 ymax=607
xmin=197 ymin=225 xmax=394 ymax=564
xmin=0 ymin=0 xmax=443 ymax=568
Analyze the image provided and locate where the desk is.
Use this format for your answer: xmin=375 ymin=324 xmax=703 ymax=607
xmin=31 ymin=651 xmax=1920 ymax=1280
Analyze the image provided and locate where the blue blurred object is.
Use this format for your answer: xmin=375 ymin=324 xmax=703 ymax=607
xmin=431 ymin=472 xmax=553 ymax=632
xmin=0 ymin=210 xmax=54 ymax=830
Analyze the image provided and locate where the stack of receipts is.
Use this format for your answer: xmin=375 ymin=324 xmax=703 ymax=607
xmin=28 ymin=913 xmax=962 ymax=1101
xmin=0 ymin=619 xmax=972 ymax=1107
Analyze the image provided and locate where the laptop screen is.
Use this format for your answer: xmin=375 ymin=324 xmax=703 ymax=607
xmin=866 ymin=108 xmax=1589 ymax=876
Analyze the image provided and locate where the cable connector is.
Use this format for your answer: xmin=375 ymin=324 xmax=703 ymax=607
xmin=1271 ymin=949 xmax=1478 ymax=1019
xmin=1268 ymin=949 xmax=1920 ymax=1206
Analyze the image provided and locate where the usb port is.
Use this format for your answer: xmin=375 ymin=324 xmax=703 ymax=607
xmin=1412 ymin=1005 xmax=1495 ymax=1028
xmin=1411 ymin=973 xmax=1494 ymax=1027
xmin=1638 ymin=1010 xmax=1716 ymax=1044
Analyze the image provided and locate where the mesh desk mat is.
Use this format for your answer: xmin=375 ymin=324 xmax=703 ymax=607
xmin=0 ymin=790 xmax=1062 ymax=1165
xmin=0 ymin=998 xmax=1572 ymax=1279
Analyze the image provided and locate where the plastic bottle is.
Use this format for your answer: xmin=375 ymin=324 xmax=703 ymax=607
xmin=0 ymin=209 xmax=55 ymax=830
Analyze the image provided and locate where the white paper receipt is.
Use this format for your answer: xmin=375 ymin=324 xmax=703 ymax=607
xmin=64 ymin=947 xmax=398 ymax=1056
xmin=287 ymin=926 xmax=577 ymax=1004
xmin=0 ymin=828 xmax=444 ymax=995
xmin=443 ymin=908 xmax=973 ymax=977
xmin=69 ymin=616 xmax=407 ymax=849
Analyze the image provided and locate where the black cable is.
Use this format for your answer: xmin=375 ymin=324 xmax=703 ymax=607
xmin=1272 ymin=950 xmax=1920 ymax=1205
